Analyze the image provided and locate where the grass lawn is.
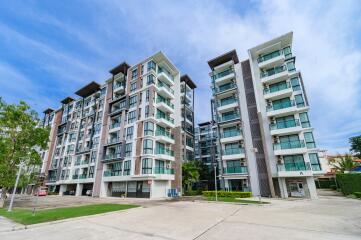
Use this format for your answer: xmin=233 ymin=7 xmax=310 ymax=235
xmin=205 ymin=196 xmax=270 ymax=204
xmin=0 ymin=204 xmax=139 ymax=225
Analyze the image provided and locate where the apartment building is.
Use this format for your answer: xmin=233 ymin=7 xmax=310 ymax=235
xmin=209 ymin=32 xmax=323 ymax=199
xmin=194 ymin=121 xmax=219 ymax=168
xmin=41 ymin=52 xmax=195 ymax=198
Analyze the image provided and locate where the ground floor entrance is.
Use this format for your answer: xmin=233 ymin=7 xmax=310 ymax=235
xmin=276 ymin=177 xmax=318 ymax=199
xmin=223 ymin=179 xmax=250 ymax=192
xmin=108 ymin=181 xmax=151 ymax=198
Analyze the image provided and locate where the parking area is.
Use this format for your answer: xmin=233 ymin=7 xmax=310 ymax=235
xmin=1 ymin=194 xmax=360 ymax=240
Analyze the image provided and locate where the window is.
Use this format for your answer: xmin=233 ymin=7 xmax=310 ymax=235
xmin=127 ymin=110 xmax=136 ymax=123
xmin=112 ymin=162 xmax=122 ymax=176
xmin=226 ymin=160 xmax=242 ymax=173
xmin=286 ymin=60 xmax=296 ymax=72
xmin=268 ymin=81 xmax=288 ymax=93
xmin=129 ymin=95 xmax=137 ymax=108
xmin=145 ymin=105 xmax=150 ymax=118
xmin=283 ymin=155 xmax=306 ymax=171
xmin=272 ymin=97 xmax=292 ymax=110
xmin=146 ymin=90 xmax=150 ymax=102
xmin=275 ymin=115 xmax=296 ymax=129
xmin=142 ymin=158 xmax=152 ymax=174
xmin=304 ymin=132 xmax=316 ymax=149
xmin=283 ymin=46 xmax=292 ymax=58
xmin=291 ymin=77 xmax=301 ymax=91
xmin=154 ymin=160 xmax=165 ymax=174
xmin=294 ymin=94 xmax=305 ymax=107
xmin=309 ymin=153 xmax=321 ymax=171
xmin=94 ymin=123 xmax=101 ymax=135
xmin=91 ymin=151 xmax=97 ymax=162
xmin=123 ymin=160 xmax=131 ymax=175
xmin=147 ymin=75 xmax=155 ymax=85
xmin=131 ymin=69 xmax=137 ymax=79
xmin=125 ymin=143 xmax=132 ymax=157
xmin=130 ymin=82 xmax=137 ymax=92
xmin=279 ymin=135 xmax=301 ymax=149
xmin=144 ymin=121 xmax=154 ymax=136
xmin=299 ymin=112 xmax=311 ymax=128
xmin=143 ymin=139 xmax=153 ymax=154
xmin=147 ymin=60 xmax=156 ymax=71
xmin=89 ymin=166 xmax=95 ymax=178
xmin=126 ymin=126 xmax=134 ymax=140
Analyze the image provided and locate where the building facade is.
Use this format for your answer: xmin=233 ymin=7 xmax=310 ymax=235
xmin=40 ymin=52 xmax=195 ymax=198
xmin=209 ymin=32 xmax=323 ymax=199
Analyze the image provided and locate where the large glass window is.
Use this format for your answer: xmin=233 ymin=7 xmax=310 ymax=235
xmin=127 ymin=111 xmax=136 ymax=123
xmin=125 ymin=143 xmax=132 ymax=157
xmin=147 ymin=60 xmax=156 ymax=71
xmin=268 ymin=81 xmax=288 ymax=93
xmin=130 ymin=82 xmax=137 ymax=92
xmin=283 ymin=155 xmax=306 ymax=171
xmin=279 ymin=134 xmax=301 ymax=149
xmin=286 ymin=60 xmax=296 ymax=72
xmin=304 ymin=132 xmax=316 ymax=149
xmin=126 ymin=126 xmax=134 ymax=140
xmin=291 ymin=77 xmax=301 ymax=91
xmin=272 ymin=97 xmax=292 ymax=110
xmin=154 ymin=160 xmax=165 ymax=174
xmin=309 ymin=153 xmax=321 ymax=171
xmin=144 ymin=121 xmax=154 ymax=136
xmin=123 ymin=160 xmax=131 ymax=175
xmin=143 ymin=139 xmax=153 ymax=154
xmin=142 ymin=158 xmax=152 ymax=174
xmin=275 ymin=115 xmax=297 ymax=129
xmin=294 ymin=94 xmax=305 ymax=107
xmin=299 ymin=112 xmax=311 ymax=128
xmin=147 ymin=75 xmax=155 ymax=85
xmin=129 ymin=95 xmax=137 ymax=108
xmin=131 ymin=69 xmax=137 ymax=79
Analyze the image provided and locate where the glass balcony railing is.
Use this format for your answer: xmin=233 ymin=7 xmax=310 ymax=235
xmin=158 ymin=67 xmax=174 ymax=81
xmin=72 ymin=175 xmax=78 ymax=179
xmin=109 ymin=122 xmax=121 ymax=129
xmin=223 ymin=148 xmax=245 ymax=155
xmin=103 ymin=153 xmax=122 ymax=161
xmin=157 ymin=81 xmax=174 ymax=95
xmin=154 ymin=168 xmax=175 ymax=174
xmin=260 ymin=65 xmax=287 ymax=78
xmin=311 ymin=165 xmax=322 ymax=171
xmin=257 ymin=49 xmax=282 ymax=63
xmin=78 ymin=174 xmax=87 ymax=179
xmin=223 ymin=166 xmax=248 ymax=174
xmin=114 ymin=82 xmax=125 ymax=89
xmin=217 ymin=98 xmax=238 ymax=107
xmin=266 ymin=100 xmax=296 ymax=112
xmin=156 ymin=113 xmax=174 ymax=124
xmin=108 ymin=138 xmax=121 ymax=144
xmin=212 ymin=83 xmax=237 ymax=94
xmin=155 ymin=148 xmax=174 ymax=156
xmin=270 ymin=119 xmax=300 ymax=130
xmin=218 ymin=112 xmax=240 ymax=122
xmin=155 ymin=130 xmax=174 ymax=139
xmin=221 ymin=129 xmax=242 ymax=138
xmin=277 ymin=162 xmax=311 ymax=172
xmin=211 ymin=68 xmax=234 ymax=81
xmin=103 ymin=170 xmax=122 ymax=177
xmin=263 ymin=82 xmax=291 ymax=95
xmin=273 ymin=140 xmax=306 ymax=150
xmin=156 ymin=97 xmax=174 ymax=109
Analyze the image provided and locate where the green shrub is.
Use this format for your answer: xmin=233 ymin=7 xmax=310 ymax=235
xmin=354 ymin=192 xmax=361 ymax=198
xmin=202 ymin=191 xmax=252 ymax=198
xmin=315 ymin=180 xmax=335 ymax=189
xmin=330 ymin=185 xmax=337 ymax=190
xmin=336 ymin=173 xmax=361 ymax=195
xmin=184 ymin=190 xmax=202 ymax=196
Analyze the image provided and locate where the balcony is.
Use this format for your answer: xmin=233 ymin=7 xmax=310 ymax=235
xmin=257 ymin=49 xmax=286 ymax=68
xmin=113 ymin=82 xmax=125 ymax=94
xmin=211 ymin=68 xmax=235 ymax=85
xmin=260 ymin=65 xmax=290 ymax=84
xmin=217 ymin=98 xmax=238 ymax=113
xmin=156 ymin=97 xmax=174 ymax=113
xmin=102 ymin=153 xmax=123 ymax=162
xmin=109 ymin=122 xmax=121 ymax=130
xmin=103 ymin=170 xmax=122 ymax=177
xmin=155 ymin=148 xmax=175 ymax=161
xmin=154 ymin=168 xmax=175 ymax=174
xmin=273 ymin=140 xmax=307 ymax=155
xmin=212 ymin=83 xmax=237 ymax=95
xmin=156 ymin=113 xmax=175 ymax=128
xmin=270 ymin=119 xmax=302 ymax=135
xmin=222 ymin=148 xmax=245 ymax=160
xmin=155 ymin=130 xmax=175 ymax=144
xmin=157 ymin=81 xmax=174 ymax=99
xmin=263 ymin=82 xmax=293 ymax=100
xmin=223 ymin=166 xmax=248 ymax=175
xmin=217 ymin=112 xmax=241 ymax=124
xmin=107 ymin=137 xmax=121 ymax=145
xmin=266 ymin=100 xmax=307 ymax=117
xmin=158 ymin=67 xmax=174 ymax=85
xmin=220 ymin=130 xmax=243 ymax=143
xmin=276 ymin=162 xmax=313 ymax=177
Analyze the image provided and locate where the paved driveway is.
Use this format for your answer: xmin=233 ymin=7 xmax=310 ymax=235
xmin=1 ymin=195 xmax=360 ymax=240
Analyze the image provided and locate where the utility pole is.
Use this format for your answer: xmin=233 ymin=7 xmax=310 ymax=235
xmin=8 ymin=160 xmax=26 ymax=212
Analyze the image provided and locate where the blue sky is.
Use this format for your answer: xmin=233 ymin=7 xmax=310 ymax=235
xmin=0 ymin=0 xmax=361 ymax=153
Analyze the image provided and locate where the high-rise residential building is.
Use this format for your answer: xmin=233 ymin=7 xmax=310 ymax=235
xmin=194 ymin=121 xmax=219 ymax=168
xmin=40 ymin=52 xmax=195 ymax=198
xmin=208 ymin=32 xmax=323 ymax=199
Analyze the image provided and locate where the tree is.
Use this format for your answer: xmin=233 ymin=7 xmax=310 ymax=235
xmin=0 ymin=99 xmax=50 ymax=207
xmin=182 ymin=161 xmax=200 ymax=193
xmin=349 ymin=135 xmax=361 ymax=158
xmin=330 ymin=154 xmax=359 ymax=173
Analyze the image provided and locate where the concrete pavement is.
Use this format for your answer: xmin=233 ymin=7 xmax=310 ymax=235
xmin=0 ymin=195 xmax=360 ymax=240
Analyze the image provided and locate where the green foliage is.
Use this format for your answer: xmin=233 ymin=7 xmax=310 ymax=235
xmin=329 ymin=185 xmax=337 ymax=190
xmin=315 ymin=180 xmax=335 ymax=189
xmin=0 ymin=99 xmax=50 ymax=193
xmin=349 ymin=135 xmax=361 ymax=158
xmin=330 ymin=154 xmax=359 ymax=173
xmin=183 ymin=189 xmax=202 ymax=196
xmin=202 ymin=191 xmax=252 ymax=198
xmin=0 ymin=204 xmax=138 ymax=225
xmin=182 ymin=161 xmax=200 ymax=192
xmin=353 ymin=192 xmax=361 ymax=198
xmin=336 ymin=173 xmax=361 ymax=195
xmin=205 ymin=197 xmax=269 ymax=204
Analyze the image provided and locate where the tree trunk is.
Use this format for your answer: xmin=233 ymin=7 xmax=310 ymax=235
xmin=0 ymin=188 xmax=7 ymax=208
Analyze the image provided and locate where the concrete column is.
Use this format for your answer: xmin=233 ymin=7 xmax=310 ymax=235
xmin=278 ymin=178 xmax=288 ymax=198
xmin=224 ymin=179 xmax=229 ymax=191
xmin=59 ymin=185 xmax=67 ymax=196
xmin=75 ymin=183 xmax=83 ymax=196
xmin=100 ymin=181 xmax=107 ymax=197
xmin=306 ymin=176 xmax=318 ymax=199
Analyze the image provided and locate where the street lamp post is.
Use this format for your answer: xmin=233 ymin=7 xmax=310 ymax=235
xmin=8 ymin=161 xmax=26 ymax=212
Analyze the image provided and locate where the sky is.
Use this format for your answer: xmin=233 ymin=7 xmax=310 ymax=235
xmin=0 ymin=0 xmax=360 ymax=154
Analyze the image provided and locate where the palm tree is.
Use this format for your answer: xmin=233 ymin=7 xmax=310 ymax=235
xmin=331 ymin=154 xmax=359 ymax=173
xmin=182 ymin=161 xmax=200 ymax=192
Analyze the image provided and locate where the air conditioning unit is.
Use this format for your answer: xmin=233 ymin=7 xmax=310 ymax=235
xmin=166 ymin=164 xmax=171 ymax=169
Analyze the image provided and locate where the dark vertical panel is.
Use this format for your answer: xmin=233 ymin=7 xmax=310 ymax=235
xmin=241 ymin=60 xmax=272 ymax=197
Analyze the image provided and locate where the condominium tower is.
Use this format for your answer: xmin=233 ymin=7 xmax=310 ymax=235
xmin=40 ymin=52 xmax=195 ymax=198
xmin=209 ymin=32 xmax=323 ymax=199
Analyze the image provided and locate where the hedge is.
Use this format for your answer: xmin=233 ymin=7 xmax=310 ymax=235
xmin=354 ymin=192 xmax=361 ymax=198
xmin=336 ymin=173 xmax=361 ymax=195
xmin=315 ymin=180 xmax=334 ymax=189
xmin=202 ymin=191 xmax=252 ymax=198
